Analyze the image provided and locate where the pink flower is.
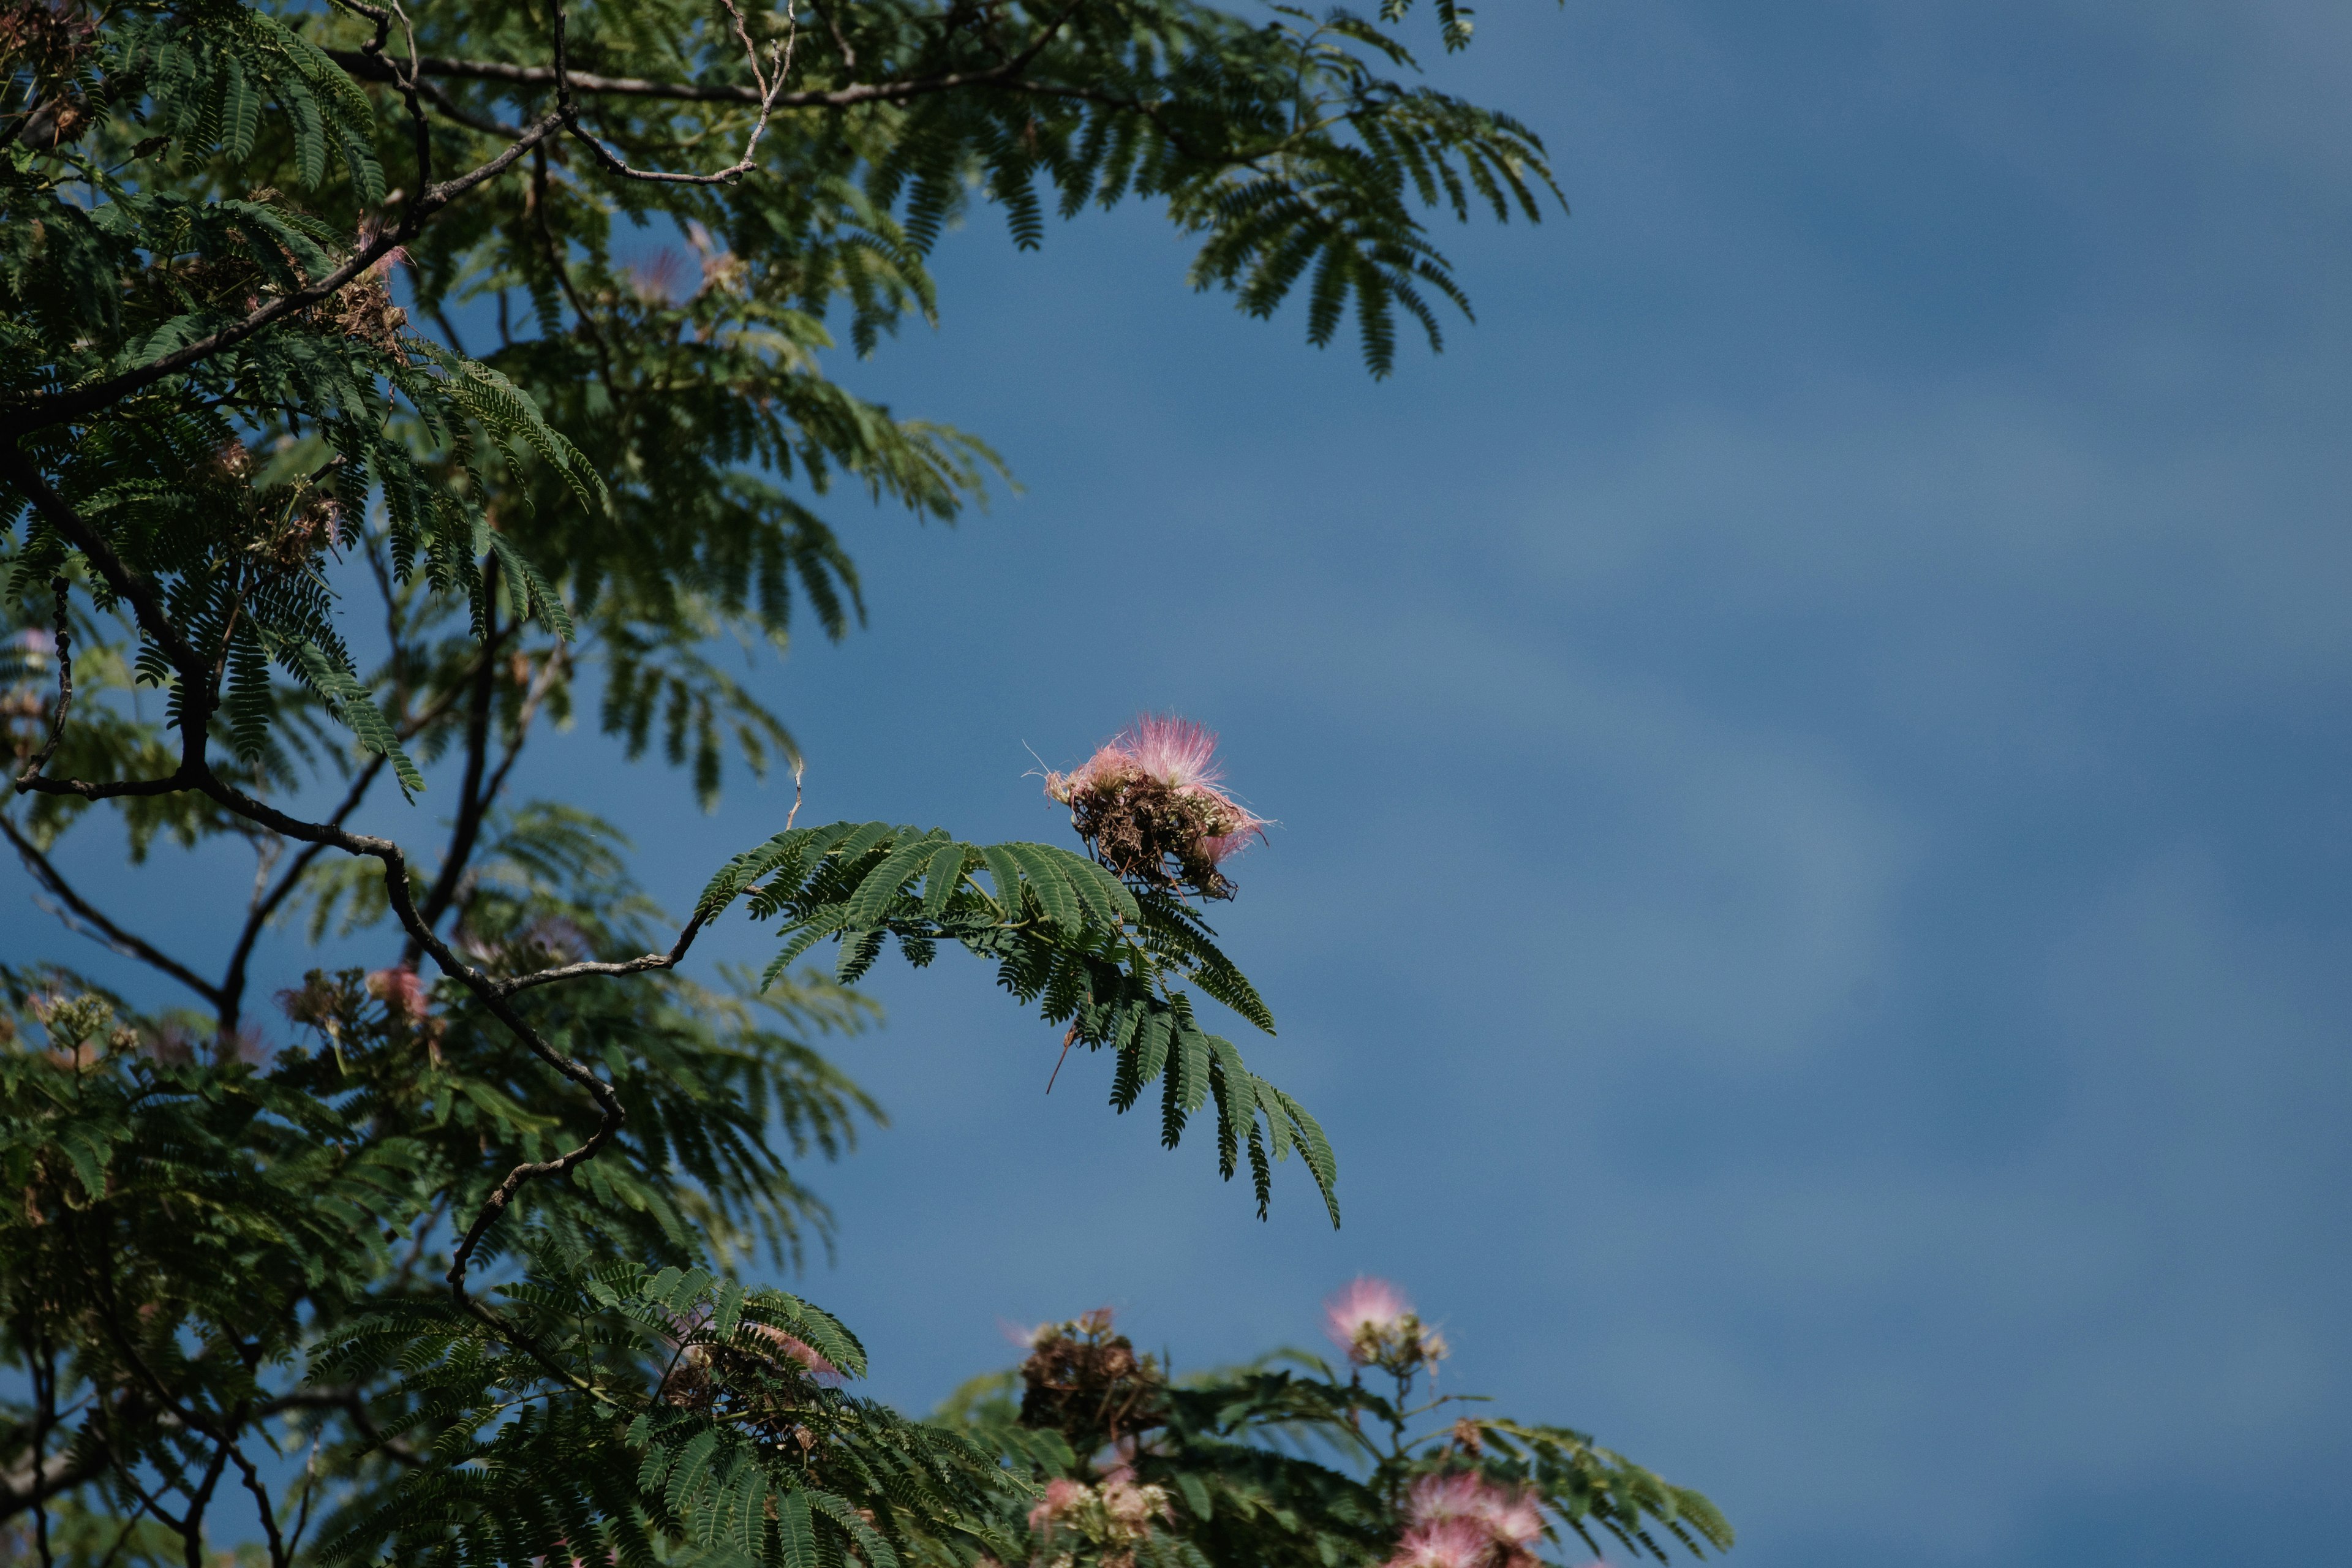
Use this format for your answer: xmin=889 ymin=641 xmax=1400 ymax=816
xmin=1487 ymin=1494 xmax=1545 ymax=1550
xmin=1046 ymin=714 xmax=1270 ymax=861
xmin=1027 ymin=1477 xmax=1088 ymax=1532
xmin=365 ymin=966 xmax=429 ymax=1020
xmin=745 ymin=1322 xmax=841 ymax=1381
xmin=1044 ymin=714 xmax=1270 ymax=893
xmin=1389 ymin=1518 xmax=1496 ymax=1568
xmin=1324 ymin=1276 xmax=1411 ymax=1362
xmin=628 ymin=249 xmax=691 ymax=304
xmin=1123 ymin=714 xmax=1221 ymax=790
xmin=1406 ymin=1474 xmax=1544 ymax=1550
xmin=1099 ymin=1478 xmax=1167 ymax=1530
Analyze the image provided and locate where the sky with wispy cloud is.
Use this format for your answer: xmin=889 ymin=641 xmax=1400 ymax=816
xmin=12 ymin=3 xmax=2347 ymax=1564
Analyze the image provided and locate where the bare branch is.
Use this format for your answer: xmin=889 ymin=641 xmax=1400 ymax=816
xmin=555 ymin=0 xmax=800 ymax=186
xmin=2 ymin=814 xmax=226 ymax=1008
xmin=411 ymin=579 xmax=505 ymax=940
xmin=326 ymin=0 xmax=1090 ymax=115
xmin=217 ymin=756 xmax=388 ymax=1035
xmin=496 ymin=905 xmax=715 ymax=995
xmin=494 ymin=758 xmax=793 ymax=997
xmin=15 ymin=771 xmax=192 ymax=801
xmin=10 ymin=576 xmax=72 ymax=791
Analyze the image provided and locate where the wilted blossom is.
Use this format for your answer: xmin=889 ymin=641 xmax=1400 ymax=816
xmin=1043 ymin=714 xmax=1268 ymax=899
xmin=365 ymin=966 xmax=429 ymax=1021
xmin=355 ymin=216 xmax=411 ymax=277
xmin=328 ymin=221 xmax=410 ymax=356
xmin=1324 ymin=1277 xmax=1448 ymax=1370
xmin=1382 ymin=1474 xmax=1547 ymax=1568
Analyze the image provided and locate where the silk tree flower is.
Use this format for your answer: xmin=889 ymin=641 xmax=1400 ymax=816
xmin=1324 ymin=1276 xmax=1412 ymax=1360
xmin=1323 ymin=1275 xmax=1449 ymax=1370
xmin=745 ymin=1321 xmax=842 ymax=1382
xmin=1388 ymin=1518 xmax=1498 ymax=1568
xmin=1383 ymin=1474 xmax=1549 ymax=1568
xmin=1406 ymin=1474 xmax=1545 ymax=1550
xmin=1027 ymin=1477 xmax=1089 ymax=1532
xmin=1026 ymin=1475 xmax=1172 ymax=1568
xmin=1044 ymin=714 xmax=1269 ymax=899
xmin=365 ymin=965 xmax=429 ymax=1021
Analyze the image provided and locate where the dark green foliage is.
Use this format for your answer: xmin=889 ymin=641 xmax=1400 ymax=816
xmin=699 ymin=821 xmax=1335 ymax=1221
xmin=940 ymin=1314 xmax=1733 ymax=1568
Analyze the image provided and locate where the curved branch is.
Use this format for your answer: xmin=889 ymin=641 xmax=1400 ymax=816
xmin=2 ymin=814 xmax=225 ymax=1008
xmin=550 ymin=0 xmax=798 ymax=186
xmin=496 ymin=906 xmax=713 ymax=996
xmin=10 ymin=575 xmax=72 ymax=791
xmin=494 ymin=760 xmax=793 ymax=997
xmin=217 ymin=756 xmax=388 ymax=1034
xmin=325 ymin=0 xmax=1088 ymax=115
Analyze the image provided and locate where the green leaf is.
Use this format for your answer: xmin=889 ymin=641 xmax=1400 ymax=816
xmin=775 ymin=1490 xmax=818 ymax=1568
xmin=981 ymin=843 xmax=1028 ymax=919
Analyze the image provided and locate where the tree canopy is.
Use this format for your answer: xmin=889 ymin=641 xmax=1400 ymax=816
xmin=0 ymin=1 xmax=1727 ymax=1564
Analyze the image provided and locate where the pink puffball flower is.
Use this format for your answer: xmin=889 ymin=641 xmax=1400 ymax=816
xmin=1324 ymin=1276 xmax=1412 ymax=1363
xmin=1099 ymin=1479 xmax=1168 ymax=1531
xmin=1486 ymin=1493 xmax=1545 ymax=1551
xmin=365 ymin=965 xmax=429 ymax=1020
xmin=1027 ymin=1477 xmax=1088 ymax=1532
xmin=1387 ymin=1518 xmax=1496 ymax=1568
xmin=1041 ymin=713 xmax=1270 ymax=899
xmin=745 ymin=1322 xmax=841 ymax=1382
xmin=1407 ymin=1474 xmax=1545 ymax=1551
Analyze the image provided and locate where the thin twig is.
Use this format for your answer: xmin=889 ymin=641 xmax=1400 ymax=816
xmin=2 ymin=815 xmax=225 ymax=1008
xmin=327 ymin=0 xmax=1090 ymax=115
xmin=495 ymin=754 xmax=793 ymax=996
xmin=10 ymin=576 xmax=72 ymax=791
xmin=1044 ymin=1023 xmax=1077 ymax=1093
xmin=555 ymin=0 xmax=799 ymax=186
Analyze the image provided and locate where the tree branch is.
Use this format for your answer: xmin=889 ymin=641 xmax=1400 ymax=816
xmin=410 ymin=578 xmax=503 ymax=941
xmin=552 ymin=0 xmax=799 ymax=186
xmin=216 ymin=755 xmax=388 ymax=1035
xmin=492 ymin=758 xmax=791 ymax=997
xmin=2 ymin=815 xmax=225 ymax=1008
xmin=10 ymin=575 xmax=72 ymax=793
xmin=325 ymin=0 xmax=1088 ymax=115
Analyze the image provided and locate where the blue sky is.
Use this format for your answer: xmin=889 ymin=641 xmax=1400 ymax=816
xmin=10 ymin=2 xmax=2351 ymax=1565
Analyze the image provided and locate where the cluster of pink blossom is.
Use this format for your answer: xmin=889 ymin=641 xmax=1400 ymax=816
xmin=1043 ymin=714 xmax=1268 ymax=898
xmin=1323 ymin=1276 xmax=1449 ymax=1371
xmin=1026 ymin=1474 xmax=1171 ymax=1568
xmin=1384 ymin=1473 xmax=1547 ymax=1568
xmin=743 ymin=1320 xmax=841 ymax=1382
xmin=366 ymin=965 xmax=431 ymax=1022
